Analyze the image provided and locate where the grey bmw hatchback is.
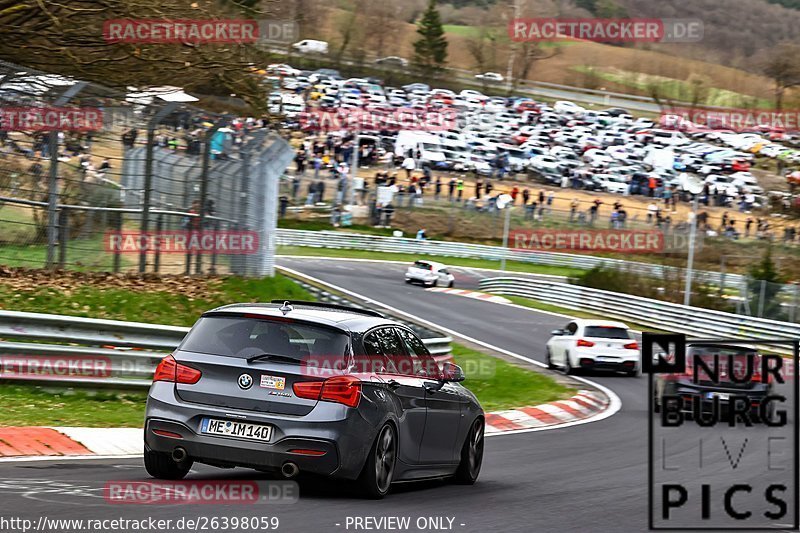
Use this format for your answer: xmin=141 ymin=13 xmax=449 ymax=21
xmin=144 ymin=300 xmax=484 ymax=498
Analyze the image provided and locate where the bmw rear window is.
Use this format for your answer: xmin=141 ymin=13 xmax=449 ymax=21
xmin=179 ymin=316 xmax=350 ymax=362
xmin=584 ymin=326 xmax=631 ymax=339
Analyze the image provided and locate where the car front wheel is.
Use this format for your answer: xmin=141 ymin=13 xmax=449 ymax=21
xmin=454 ymin=418 xmax=484 ymax=485
xmin=359 ymin=424 xmax=397 ymax=499
xmin=546 ymin=347 xmax=556 ymax=370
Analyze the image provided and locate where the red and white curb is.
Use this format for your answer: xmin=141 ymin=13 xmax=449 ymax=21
xmin=484 ymin=390 xmax=609 ymax=435
xmin=426 ymin=287 xmax=511 ymax=304
xmin=0 ymin=427 xmax=141 ymax=460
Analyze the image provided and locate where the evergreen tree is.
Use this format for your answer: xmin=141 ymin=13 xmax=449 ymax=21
xmin=413 ymin=0 xmax=448 ymax=73
xmin=747 ymin=246 xmax=787 ymax=319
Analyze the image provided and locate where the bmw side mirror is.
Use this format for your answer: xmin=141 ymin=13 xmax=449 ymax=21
xmin=441 ymin=362 xmax=465 ymax=383
xmin=550 ymin=329 xmax=564 ymax=336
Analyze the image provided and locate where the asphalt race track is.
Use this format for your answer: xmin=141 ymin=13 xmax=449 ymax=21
xmin=0 ymin=257 xmax=794 ymax=533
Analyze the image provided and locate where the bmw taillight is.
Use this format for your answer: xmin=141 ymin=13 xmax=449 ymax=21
xmin=576 ymin=339 xmax=595 ymax=348
xmin=292 ymin=381 xmax=324 ymax=400
xmin=624 ymin=342 xmax=639 ymax=350
xmin=293 ymin=375 xmax=361 ymax=408
xmin=153 ymin=355 xmax=202 ymax=385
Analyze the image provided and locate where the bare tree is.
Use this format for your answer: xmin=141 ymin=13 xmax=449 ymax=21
xmin=763 ymin=43 xmax=800 ymax=110
xmin=466 ymin=27 xmax=500 ymax=74
xmin=334 ymin=0 xmax=368 ymax=63
xmin=364 ymin=0 xmax=404 ymax=58
xmin=509 ymin=42 xmax=560 ymax=94
xmin=0 ymin=0 xmax=282 ymax=112
xmin=686 ymin=73 xmax=712 ymax=108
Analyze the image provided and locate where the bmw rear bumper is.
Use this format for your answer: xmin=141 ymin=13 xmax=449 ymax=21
xmin=577 ymin=355 xmax=638 ymax=372
xmin=144 ymin=383 xmax=376 ymax=480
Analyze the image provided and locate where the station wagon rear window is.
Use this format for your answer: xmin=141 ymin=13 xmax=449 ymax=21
xmin=180 ymin=316 xmax=350 ymax=361
xmin=584 ymin=326 xmax=631 ymax=339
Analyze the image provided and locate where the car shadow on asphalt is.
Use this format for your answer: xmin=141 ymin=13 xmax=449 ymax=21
xmin=175 ymin=468 xmax=456 ymax=500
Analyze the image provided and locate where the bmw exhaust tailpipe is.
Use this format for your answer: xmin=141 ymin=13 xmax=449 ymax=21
xmin=172 ymin=447 xmax=188 ymax=463
xmin=281 ymin=462 xmax=299 ymax=479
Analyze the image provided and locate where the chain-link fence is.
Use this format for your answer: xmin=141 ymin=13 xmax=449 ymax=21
xmin=0 ymin=60 xmax=293 ymax=276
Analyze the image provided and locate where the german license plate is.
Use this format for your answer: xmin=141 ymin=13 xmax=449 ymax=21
xmin=706 ymin=392 xmax=730 ymax=401
xmin=200 ymin=418 xmax=272 ymax=442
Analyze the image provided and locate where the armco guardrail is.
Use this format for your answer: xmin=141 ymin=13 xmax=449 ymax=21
xmin=0 ymin=306 xmax=452 ymax=388
xmin=478 ymin=277 xmax=799 ymax=352
xmin=277 ymin=229 xmax=744 ymax=287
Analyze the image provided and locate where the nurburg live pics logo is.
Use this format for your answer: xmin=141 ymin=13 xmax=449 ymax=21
xmin=644 ymin=333 xmax=799 ymax=530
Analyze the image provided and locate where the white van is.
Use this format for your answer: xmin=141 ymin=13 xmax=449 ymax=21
xmin=394 ymin=131 xmax=446 ymax=166
xmin=650 ymin=129 xmax=689 ymax=147
xmin=292 ymin=39 xmax=329 ymax=54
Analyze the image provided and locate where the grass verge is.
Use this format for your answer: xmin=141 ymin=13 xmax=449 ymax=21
xmin=277 ymin=245 xmax=585 ymax=278
xmin=0 ymin=274 xmax=312 ymax=326
xmin=0 ymin=385 xmax=148 ymax=428
xmin=451 ymin=344 xmax=575 ymax=412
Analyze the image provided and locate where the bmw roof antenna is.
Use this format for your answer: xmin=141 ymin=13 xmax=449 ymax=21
xmin=279 ymin=301 xmax=293 ymax=315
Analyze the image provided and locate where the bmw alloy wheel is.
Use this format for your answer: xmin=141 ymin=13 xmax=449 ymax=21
xmin=375 ymin=425 xmax=396 ymax=493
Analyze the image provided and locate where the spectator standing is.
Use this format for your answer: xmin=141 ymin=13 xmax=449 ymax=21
xmin=570 ymin=198 xmax=579 ymax=222
xmin=647 ymin=202 xmax=658 ymax=224
xmin=295 ymin=150 xmax=307 ymax=175
xmin=383 ymin=202 xmax=395 ymax=226
xmin=402 ymin=156 xmax=416 ymax=179
xmin=317 ymin=180 xmax=326 ymax=203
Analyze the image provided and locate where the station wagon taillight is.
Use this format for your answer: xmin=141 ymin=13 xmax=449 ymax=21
xmin=293 ymin=375 xmax=361 ymax=408
xmin=153 ymin=355 xmax=202 ymax=384
xmin=576 ymin=339 xmax=595 ymax=348
xmin=624 ymin=342 xmax=639 ymax=350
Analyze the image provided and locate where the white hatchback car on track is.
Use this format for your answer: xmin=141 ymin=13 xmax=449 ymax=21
xmin=405 ymin=260 xmax=455 ymax=288
xmin=545 ymin=319 xmax=640 ymax=376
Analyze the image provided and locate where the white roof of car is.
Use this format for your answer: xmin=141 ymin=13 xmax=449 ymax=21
xmin=414 ymin=260 xmax=447 ymax=269
xmin=573 ymin=319 xmax=630 ymax=329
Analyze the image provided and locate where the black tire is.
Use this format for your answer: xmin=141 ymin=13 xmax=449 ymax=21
xmin=454 ymin=418 xmax=484 ymax=485
xmin=448 ymin=280 xmax=454 ymax=288
xmin=405 ymin=279 xmax=412 ymax=284
xmin=144 ymin=446 xmax=192 ymax=480
xmin=564 ymin=352 xmax=575 ymax=375
xmin=546 ymin=348 xmax=556 ymax=370
xmin=359 ymin=424 xmax=397 ymax=499
xmin=432 ymin=278 xmax=439 ymax=288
